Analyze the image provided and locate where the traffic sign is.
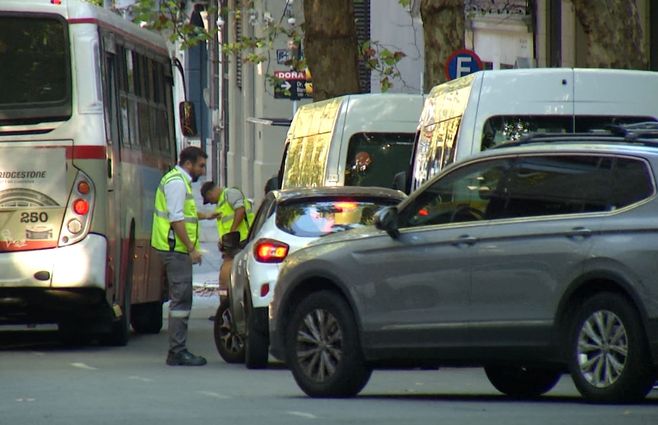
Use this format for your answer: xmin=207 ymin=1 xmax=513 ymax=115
xmin=445 ymin=49 xmax=483 ymax=80
xmin=276 ymin=49 xmax=292 ymax=65
xmin=273 ymin=70 xmax=312 ymax=100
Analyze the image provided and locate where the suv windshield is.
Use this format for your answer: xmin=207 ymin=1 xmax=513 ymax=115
xmin=0 ymin=14 xmax=71 ymax=124
xmin=277 ymin=198 xmax=398 ymax=237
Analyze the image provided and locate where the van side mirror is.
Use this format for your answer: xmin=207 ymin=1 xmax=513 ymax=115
xmin=393 ymin=170 xmax=410 ymax=194
xmin=179 ymin=101 xmax=198 ymax=137
xmin=375 ymin=206 xmax=400 ymax=238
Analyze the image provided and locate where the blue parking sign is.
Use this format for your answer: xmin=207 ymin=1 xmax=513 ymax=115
xmin=445 ymin=49 xmax=483 ymax=80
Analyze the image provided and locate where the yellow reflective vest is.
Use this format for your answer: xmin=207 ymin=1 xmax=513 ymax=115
xmin=215 ymin=188 xmax=254 ymax=242
xmin=151 ymin=168 xmax=199 ymax=254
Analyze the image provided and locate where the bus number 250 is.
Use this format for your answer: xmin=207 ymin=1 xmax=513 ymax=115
xmin=20 ymin=212 xmax=49 ymax=223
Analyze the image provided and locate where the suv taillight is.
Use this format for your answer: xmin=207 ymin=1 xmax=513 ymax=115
xmin=254 ymin=239 xmax=289 ymax=263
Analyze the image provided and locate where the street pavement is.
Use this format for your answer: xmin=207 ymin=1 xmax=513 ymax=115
xmin=2 ymin=297 xmax=658 ymax=425
xmin=2 ymin=285 xmax=658 ymax=425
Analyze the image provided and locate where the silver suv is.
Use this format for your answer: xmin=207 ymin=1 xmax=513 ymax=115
xmin=268 ymin=133 xmax=658 ymax=403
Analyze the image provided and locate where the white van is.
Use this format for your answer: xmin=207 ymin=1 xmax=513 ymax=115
xmin=277 ymin=93 xmax=424 ymax=189
xmin=403 ymin=68 xmax=658 ymax=192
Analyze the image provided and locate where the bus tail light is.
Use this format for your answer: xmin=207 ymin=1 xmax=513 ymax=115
xmin=73 ymin=199 xmax=89 ymax=215
xmin=77 ymin=180 xmax=91 ymax=195
xmin=59 ymin=171 xmax=95 ymax=247
xmin=253 ymin=239 xmax=289 ymax=263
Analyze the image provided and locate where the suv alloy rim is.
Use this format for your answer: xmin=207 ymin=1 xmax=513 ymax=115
xmin=577 ymin=310 xmax=628 ymax=388
xmin=296 ymin=309 xmax=343 ymax=382
xmin=220 ymin=307 xmax=244 ymax=354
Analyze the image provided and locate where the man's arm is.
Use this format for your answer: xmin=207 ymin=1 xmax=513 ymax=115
xmin=225 ymin=188 xmax=247 ymax=232
xmin=198 ymin=211 xmax=219 ymax=220
xmin=171 ymin=220 xmax=202 ymax=264
xmin=230 ymin=207 xmax=246 ymax=232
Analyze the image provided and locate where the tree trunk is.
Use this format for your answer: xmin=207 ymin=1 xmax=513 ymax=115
xmin=571 ymin=0 xmax=647 ymax=69
xmin=303 ymin=0 xmax=361 ymax=101
xmin=420 ymin=0 xmax=464 ymax=91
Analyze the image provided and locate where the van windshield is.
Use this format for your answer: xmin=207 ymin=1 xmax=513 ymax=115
xmin=0 ymin=14 xmax=72 ymax=125
xmin=481 ymin=115 xmax=658 ymax=149
xmin=344 ymin=132 xmax=414 ymax=188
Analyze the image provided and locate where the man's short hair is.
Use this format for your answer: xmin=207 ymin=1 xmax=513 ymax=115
xmin=200 ymin=181 xmax=216 ymax=205
xmin=179 ymin=146 xmax=207 ymax=166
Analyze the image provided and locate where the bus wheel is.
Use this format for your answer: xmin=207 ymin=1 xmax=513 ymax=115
xmin=58 ymin=321 xmax=91 ymax=346
xmin=102 ymin=238 xmax=134 ymax=346
xmin=131 ymin=301 xmax=164 ymax=334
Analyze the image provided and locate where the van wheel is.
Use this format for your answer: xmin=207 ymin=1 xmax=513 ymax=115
xmin=568 ymin=292 xmax=654 ymax=403
xmin=485 ymin=365 xmax=561 ymax=398
xmin=285 ymin=291 xmax=371 ymax=398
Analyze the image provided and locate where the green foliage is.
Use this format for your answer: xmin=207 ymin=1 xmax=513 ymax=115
xmin=131 ymin=0 xmax=213 ymax=49
xmin=359 ymin=40 xmax=406 ymax=92
xmin=131 ymin=0 xmax=407 ymax=91
xmin=85 ymin=0 xmax=103 ymax=6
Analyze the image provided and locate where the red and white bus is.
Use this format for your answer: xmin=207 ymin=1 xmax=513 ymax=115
xmin=0 ymin=0 xmax=188 ymax=344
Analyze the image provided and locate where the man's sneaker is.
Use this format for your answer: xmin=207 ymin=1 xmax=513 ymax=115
xmin=166 ymin=350 xmax=207 ymax=366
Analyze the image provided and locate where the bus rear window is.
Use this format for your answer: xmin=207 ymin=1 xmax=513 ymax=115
xmin=276 ymin=198 xmax=397 ymax=237
xmin=0 ymin=14 xmax=71 ymax=124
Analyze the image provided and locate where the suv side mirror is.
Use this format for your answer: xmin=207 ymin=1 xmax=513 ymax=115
xmin=179 ymin=101 xmax=198 ymax=137
xmin=374 ymin=206 xmax=400 ymax=238
xmin=264 ymin=175 xmax=280 ymax=193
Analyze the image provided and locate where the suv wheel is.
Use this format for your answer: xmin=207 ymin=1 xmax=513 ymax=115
xmin=245 ymin=303 xmax=269 ymax=369
xmin=485 ymin=366 xmax=561 ymax=398
xmin=213 ymin=297 xmax=245 ymax=363
xmin=568 ymin=292 xmax=654 ymax=403
xmin=285 ymin=291 xmax=372 ymax=398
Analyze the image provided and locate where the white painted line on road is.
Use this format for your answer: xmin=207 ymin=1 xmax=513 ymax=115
xmin=70 ymin=362 xmax=97 ymax=370
xmin=287 ymin=411 xmax=318 ymax=419
xmin=16 ymin=398 xmax=36 ymax=402
xmin=128 ymin=376 xmax=154 ymax=383
xmin=196 ymin=391 xmax=231 ymax=399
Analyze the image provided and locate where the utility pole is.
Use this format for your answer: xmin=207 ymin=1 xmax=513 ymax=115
xmin=208 ymin=0 xmax=219 ymax=184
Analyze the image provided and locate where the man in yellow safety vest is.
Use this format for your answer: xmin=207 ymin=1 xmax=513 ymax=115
xmin=151 ymin=146 xmax=217 ymax=366
xmin=200 ymin=182 xmax=255 ymax=290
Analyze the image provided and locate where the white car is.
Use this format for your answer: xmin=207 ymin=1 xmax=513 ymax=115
xmin=213 ymin=186 xmax=406 ymax=368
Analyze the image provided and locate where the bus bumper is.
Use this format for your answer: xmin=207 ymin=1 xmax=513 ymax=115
xmin=0 ymin=234 xmax=109 ymax=324
xmin=0 ymin=233 xmax=107 ymax=290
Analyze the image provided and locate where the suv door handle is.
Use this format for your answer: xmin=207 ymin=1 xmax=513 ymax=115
xmin=567 ymin=227 xmax=592 ymax=239
xmin=452 ymin=235 xmax=478 ymax=246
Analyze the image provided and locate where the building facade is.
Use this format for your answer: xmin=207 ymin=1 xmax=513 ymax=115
xmin=214 ymin=0 xmax=658 ymax=204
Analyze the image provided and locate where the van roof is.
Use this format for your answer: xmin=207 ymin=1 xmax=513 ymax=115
xmin=297 ymin=92 xmax=424 ymax=111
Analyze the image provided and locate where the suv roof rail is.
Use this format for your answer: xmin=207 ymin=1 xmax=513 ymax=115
xmin=493 ymin=124 xmax=658 ymax=149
